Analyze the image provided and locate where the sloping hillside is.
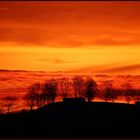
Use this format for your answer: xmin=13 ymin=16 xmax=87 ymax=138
xmin=0 ymin=100 xmax=140 ymax=138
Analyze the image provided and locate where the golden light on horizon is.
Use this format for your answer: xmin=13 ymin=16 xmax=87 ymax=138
xmin=0 ymin=45 xmax=140 ymax=74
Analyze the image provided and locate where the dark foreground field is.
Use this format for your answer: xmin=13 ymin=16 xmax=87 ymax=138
xmin=0 ymin=100 xmax=140 ymax=138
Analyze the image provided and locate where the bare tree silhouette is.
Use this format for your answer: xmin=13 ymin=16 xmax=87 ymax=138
xmin=35 ymin=93 xmax=44 ymax=109
xmin=122 ymin=82 xmax=134 ymax=104
xmin=72 ymin=76 xmax=85 ymax=98
xmin=57 ymin=77 xmax=70 ymax=98
xmin=1 ymin=96 xmax=17 ymax=113
xmin=109 ymin=88 xmax=119 ymax=103
xmin=101 ymin=81 xmax=113 ymax=102
xmin=83 ymin=77 xmax=98 ymax=102
xmin=23 ymin=92 xmax=36 ymax=111
xmin=23 ymin=83 xmax=41 ymax=110
xmin=34 ymin=83 xmax=45 ymax=109
xmin=42 ymin=79 xmax=57 ymax=104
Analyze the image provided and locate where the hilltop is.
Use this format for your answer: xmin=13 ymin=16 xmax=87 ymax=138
xmin=0 ymin=99 xmax=140 ymax=138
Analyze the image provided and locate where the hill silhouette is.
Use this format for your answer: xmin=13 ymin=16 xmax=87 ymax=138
xmin=0 ymin=98 xmax=140 ymax=138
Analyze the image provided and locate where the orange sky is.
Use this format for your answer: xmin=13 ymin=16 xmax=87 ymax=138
xmin=0 ymin=1 xmax=140 ymax=74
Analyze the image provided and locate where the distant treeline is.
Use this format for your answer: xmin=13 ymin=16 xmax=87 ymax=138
xmin=1 ymin=75 xmax=140 ymax=113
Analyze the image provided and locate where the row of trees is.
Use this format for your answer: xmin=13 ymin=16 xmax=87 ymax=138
xmin=1 ymin=76 xmax=140 ymax=113
xmin=23 ymin=76 xmax=98 ymax=111
xmin=22 ymin=76 xmax=140 ymax=111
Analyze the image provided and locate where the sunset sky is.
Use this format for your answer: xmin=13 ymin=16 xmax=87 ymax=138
xmin=0 ymin=1 xmax=140 ymax=74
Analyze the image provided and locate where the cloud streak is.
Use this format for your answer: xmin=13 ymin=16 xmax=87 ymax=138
xmin=102 ymin=64 xmax=140 ymax=74
xmin=0 ymin=2 xmax=140 ymax=47
xmin=38 ymin=58 xmax=74 ymax=64
xmin=1 ymin=25 xmax=140 ymax=47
